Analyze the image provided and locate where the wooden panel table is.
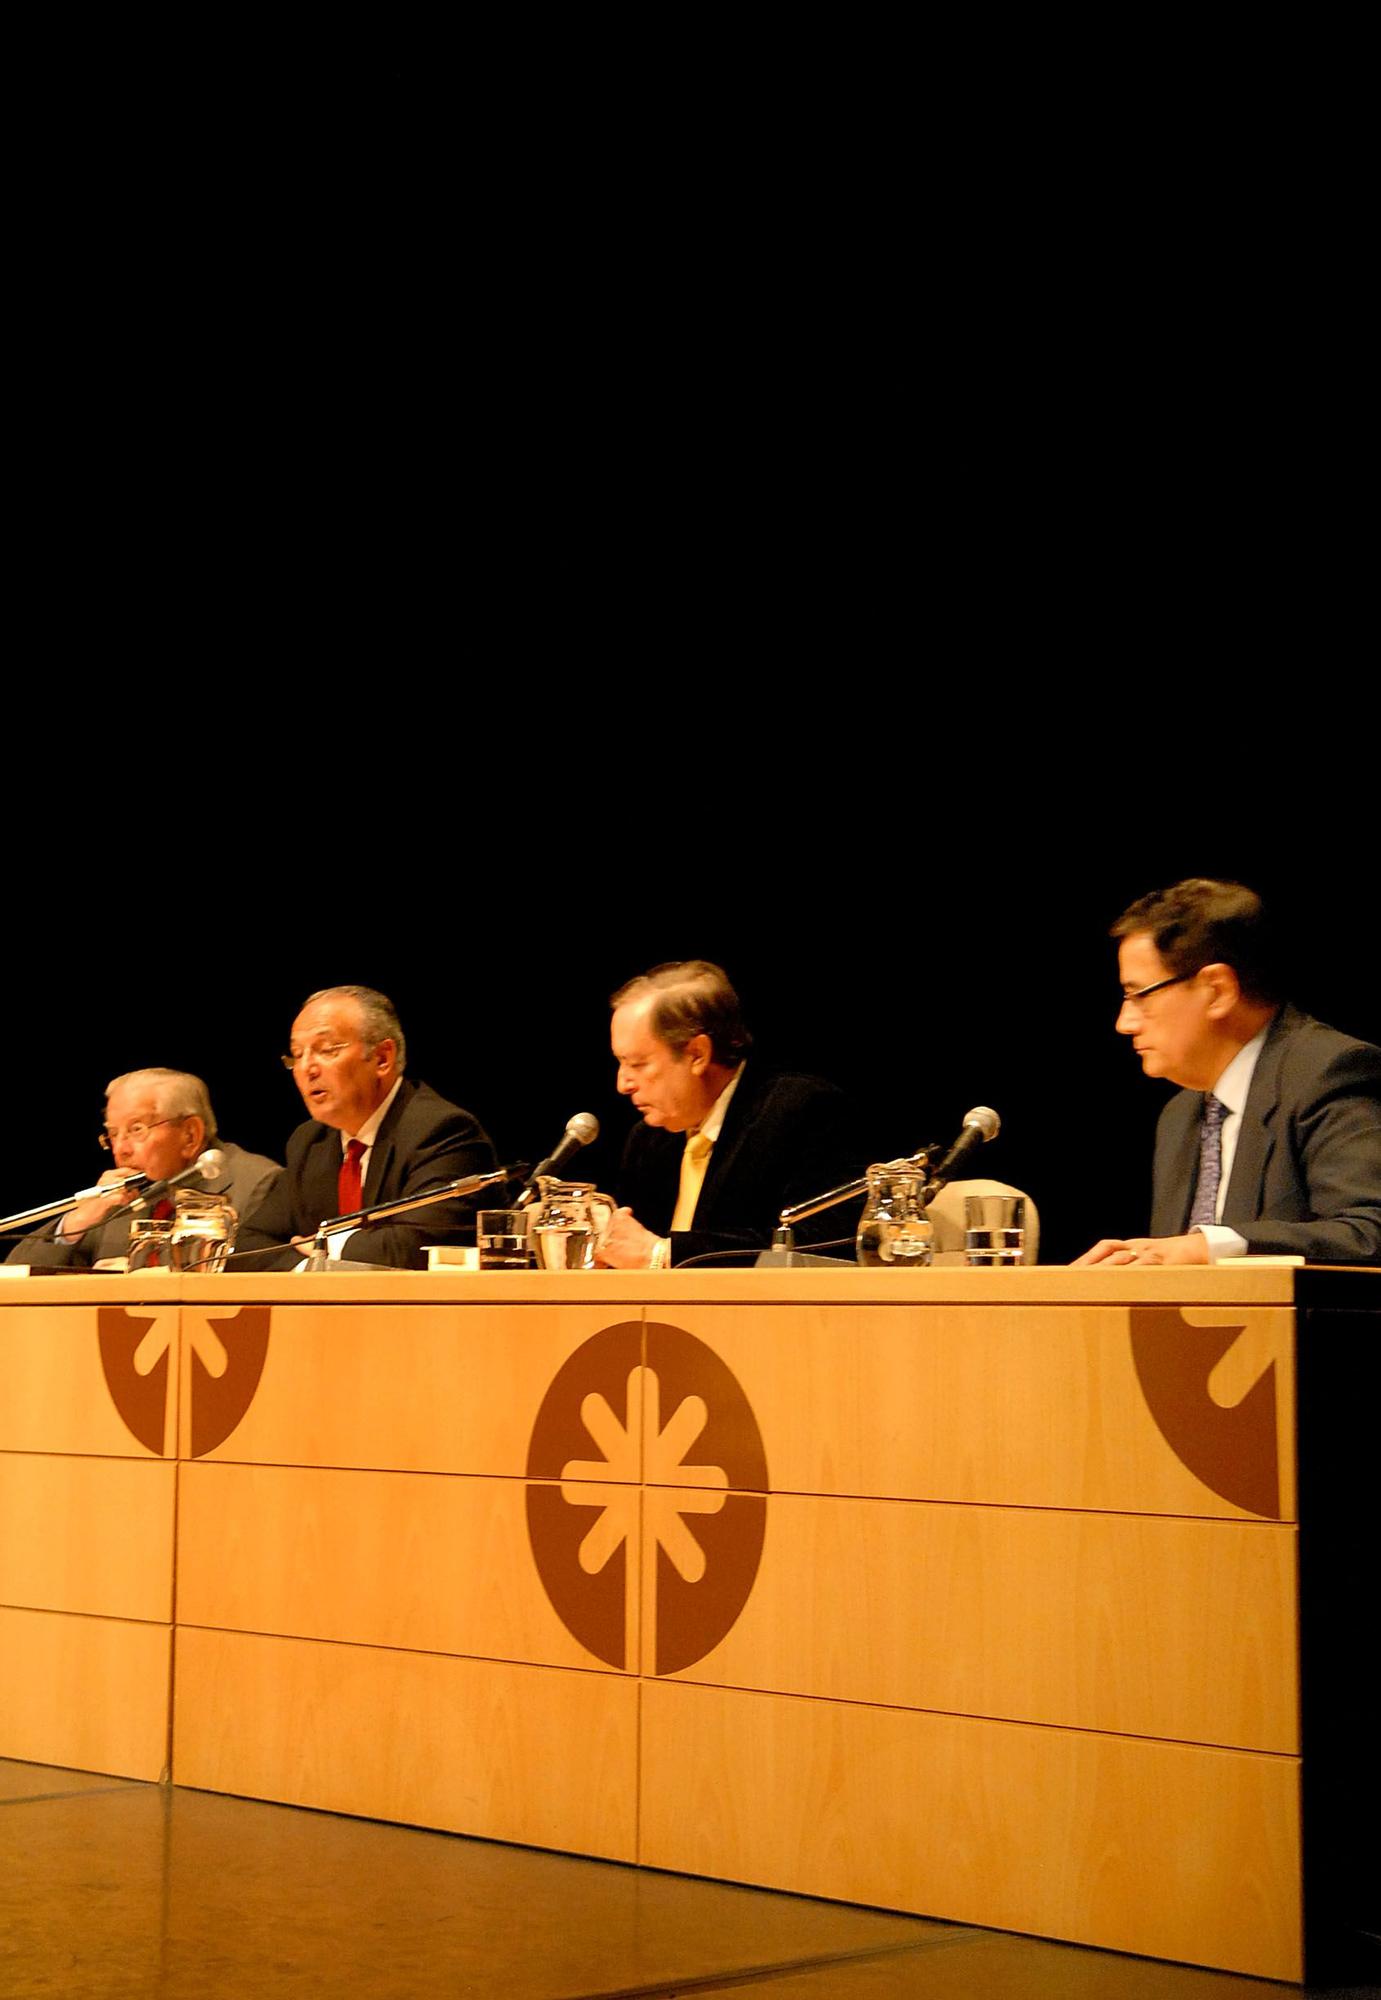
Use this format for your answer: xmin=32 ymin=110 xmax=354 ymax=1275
xmin=1 ymin=1266 xmax=1375 ymax=1981
xmin=0 ymin=1283 xmax=180 ymax=1779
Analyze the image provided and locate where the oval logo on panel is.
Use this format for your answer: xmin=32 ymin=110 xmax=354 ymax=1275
xmin=526 ymin=1321 xmax=768 ymax=1674
xmin=98 ymin=1305 xmax=271 ymax=1458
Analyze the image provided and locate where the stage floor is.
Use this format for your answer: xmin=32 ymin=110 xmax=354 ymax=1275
xmin=0 ymin=1759 xmax=1372 ymax=2000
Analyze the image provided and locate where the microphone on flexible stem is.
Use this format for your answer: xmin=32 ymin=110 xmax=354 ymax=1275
xmin=128 ymin=1148 xmax=226 ymax=1214
xmin=925 ymin=1107 xmax=1000 ymax=1193
xmin=517 ymin=1114 xmax=600 ymax=1205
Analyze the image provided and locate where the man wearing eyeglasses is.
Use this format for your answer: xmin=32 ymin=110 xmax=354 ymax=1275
xmin=1075 ymin=879 xmax=1381 ymax=1267
xmin=5 ymin=1069 xmax=282 ymax=1269
xmin=233 ymin=984 xmax=495 ymax=1269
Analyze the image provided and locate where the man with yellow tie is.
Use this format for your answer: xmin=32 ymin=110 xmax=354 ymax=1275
xmin=599 ymin=961 xmax=866 ymax=1268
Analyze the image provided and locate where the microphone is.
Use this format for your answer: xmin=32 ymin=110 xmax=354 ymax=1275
xmin=75 ymin=1168 xmax=150 ymax=1201
xmin=129 ymin=1148 xmax=226 ymax=1213
xmin=926 ymin=1107 xmax=1000 ymax=1188
xmin=518 ymin=1113 xmax=600 ymax=1203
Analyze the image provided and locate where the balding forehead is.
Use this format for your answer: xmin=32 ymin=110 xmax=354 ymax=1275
xmin=293 ymin=995 xmax=364 ymax=1038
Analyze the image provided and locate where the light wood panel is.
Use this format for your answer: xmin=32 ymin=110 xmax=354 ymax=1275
xmin=653 ymin=1490 xmax=1299 ymax=1753
xmin=659 ymin=1304 xmax=1297 ymax=1518
xmin=177 ymin=1461 xmax=633 ymax=1672
xmin=0 ymin=1455 xmax=176 ymax=1621
xmin=639 ymin=1680 xmax=1303 ymax=1982
xmin=176 ymin=1267 xmax=1305 ymax=1305
xmin=183 ymin=1304 xmax=628 ymax=1471
xmin=0 ymin=1606 xmax=171 ymax=1780
xmin=173 ymin=1626 xmax=639 ymax=1860
xmin=0 ymin=1305 xmax=178 ymax=1457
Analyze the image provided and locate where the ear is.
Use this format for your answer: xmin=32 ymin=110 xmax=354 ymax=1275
xmin=684 ymin=1032 xmax=713 ymax=1076
xmin=1199 ymin=962 xmax=1242 ymax=1018
xmin=182 ymin=1116 xmax=207 ymax=1160
xmin=374 ymin=1038 xmax=398 ymax=1076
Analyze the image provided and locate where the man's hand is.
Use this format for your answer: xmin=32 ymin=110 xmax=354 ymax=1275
xmin=1073 ymin=1232 xmax=1211 ymax=1268
xmin=595 ymin=1207 xmax=663 ymax=1270
xmin=59 ymin=1170 xmax=143 ymax=1244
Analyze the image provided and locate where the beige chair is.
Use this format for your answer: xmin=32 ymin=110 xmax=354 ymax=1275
xmin=927 ymin=1178 xmax=1039 ymax=1265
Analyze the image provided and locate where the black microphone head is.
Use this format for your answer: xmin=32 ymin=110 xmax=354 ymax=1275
xmin=565 ymin=1112 xmax=600 ymax=1147
xmin=962 ymin=1107 xmax=1000 ymax=1143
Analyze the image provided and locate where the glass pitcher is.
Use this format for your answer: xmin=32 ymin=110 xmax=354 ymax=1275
xmin=855 ymin=1160 xmax=934 ymax=1268
xmin=528 ymin=1179 xmax=617 ymax=1271
xmin=170 ymin=1189 xmax=239 ymax=1274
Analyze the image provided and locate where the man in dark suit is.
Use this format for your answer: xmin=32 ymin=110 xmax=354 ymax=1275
xmin=1076 ymin=880 xmax=1381 ymax=1267
xmin=234 ymin=985 xmax=495 ymax=1269
xmin=598 ymin=960 xmax=866 ymax=1267
xmin=6 ymin=1068 xmax=281 ymax=1269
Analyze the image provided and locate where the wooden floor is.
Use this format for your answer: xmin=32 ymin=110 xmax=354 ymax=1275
xmin=2 ymin=1760 xmax=1376 ymax=2000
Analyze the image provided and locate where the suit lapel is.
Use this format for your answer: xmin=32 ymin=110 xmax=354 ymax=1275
xmin=1153 ymin=1092 xmax=1202 ymax=1235
xmin=696 ymin=1069 xmax=759 ymax=1221
xmin=305 ymin=1131 xmax=344 ymax=1229
xmin=361 ymin=1081 xmax=413 ymax=1206
xmin=1220 ymin=1008 xmax=1293 ymax=1232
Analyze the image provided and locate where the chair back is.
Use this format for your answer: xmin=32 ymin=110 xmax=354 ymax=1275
xmin=927 ymin=1177 xmax=1039 ymax=1264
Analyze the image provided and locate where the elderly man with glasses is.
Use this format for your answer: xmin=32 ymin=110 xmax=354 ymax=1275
xmin=1075 ymin=879 xmax=1381 ymax=1267
xmin=6 ymin=1068 xmax=282 ymax=1269
xmin=233 ymin=984 xmax=495 ymax=1269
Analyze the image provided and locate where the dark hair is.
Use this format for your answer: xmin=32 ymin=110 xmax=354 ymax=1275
xmin=609 ymin=960 xmax=753 ymax=1066
xmin=1111 ymin=879 xmax=1282 ymax=1004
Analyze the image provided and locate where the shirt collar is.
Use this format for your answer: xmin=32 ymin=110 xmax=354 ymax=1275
xmin=695 ymin=1063 xmax=746 ymax=1146
xmin=1210 ymin=1023 xmax=1270 ymax=1117
xmin=344 ymin=1076 xmax=403 ymax=1154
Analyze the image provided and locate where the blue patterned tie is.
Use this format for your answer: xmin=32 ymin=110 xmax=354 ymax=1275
xmin=1189 ymin=1095 xmax=1228 ymax=1229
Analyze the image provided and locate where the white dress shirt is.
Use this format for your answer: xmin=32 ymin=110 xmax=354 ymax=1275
xmin=1194 ymin=1025 xmax=1269 ymax=1262
xmin=305 ymin=1078 xmax=404 ymax=1265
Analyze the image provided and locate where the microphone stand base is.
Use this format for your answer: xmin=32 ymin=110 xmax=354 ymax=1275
xmin=754 ymin=1249 xmax=858 ymax=1269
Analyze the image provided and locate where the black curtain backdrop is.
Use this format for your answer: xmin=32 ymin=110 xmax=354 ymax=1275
xmin=5 ymin=745 xmax=1376 ymax=1270
xmin=6 ymin=53 xmax=1374 ymax=1269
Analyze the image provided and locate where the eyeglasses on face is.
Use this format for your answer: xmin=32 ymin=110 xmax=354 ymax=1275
xmin=99 ymin=1116 xmax=186 ymax=1151
xmin=280 ymin=1040 xmax=356 ymax=1072
xmin=1118 ymin=973 xmax=1192 ymax=1010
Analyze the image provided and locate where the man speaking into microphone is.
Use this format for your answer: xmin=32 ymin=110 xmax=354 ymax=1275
xmin=6 ymin=1068 xmax=281 ymax=1270
xmin=600 ymin=961 xmax=867 ymax=1268
xmin=235 ymin=985 xmax=494 ymax=1269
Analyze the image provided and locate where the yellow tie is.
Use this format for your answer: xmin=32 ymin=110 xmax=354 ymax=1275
xmin=670 ymin=1131 xmax=713 ymax=1232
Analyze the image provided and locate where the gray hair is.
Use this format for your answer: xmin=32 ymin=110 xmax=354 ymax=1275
xmin=301 ymin=985 xmax=407 ymax=1072
xmin=106 ymin=1068 xmax=218 ymax=1141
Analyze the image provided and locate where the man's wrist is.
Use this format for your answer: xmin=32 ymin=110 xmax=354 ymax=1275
xmin=1194 ymin=1224 xmax=1248 ymax=1263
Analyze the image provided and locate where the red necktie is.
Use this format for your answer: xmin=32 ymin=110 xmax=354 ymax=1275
xmin=338 ymin=1138 xmax=366 ymax=1216
xmin=146 ymin=1198 xmax=174 ymax=1268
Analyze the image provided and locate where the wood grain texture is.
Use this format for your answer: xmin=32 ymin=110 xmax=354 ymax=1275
xmin=183 ymin=1303 xmax=623 ymax=1472
xmin=0 ymin=1305 xmax=177 ymax=1457
xmin=0 ymin=1605 xmax=170 ymax=1780
xmin=0 ymin=1455 xmax=176 ymax=1621
xmin=658 ymin=1490 xmax=1299 ymax=1752
xmin=657 ymin=1304 xmax=1296 ymax=1519
xmin=173 ymin=1626 xmax=639 ymax=1860
xmin=176 ymin=1460 xmax=633 ymax=1672
xmin=639 ymin=1680 xmax=1303 ymax=1982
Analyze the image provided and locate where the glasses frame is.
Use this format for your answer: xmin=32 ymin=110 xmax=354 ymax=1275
xmin=98 ymin=1116 xmax=186 ymax=1153
xmin=1119 ymin=973 xmax=1193 ymax=1008
xmin=280 ymin=1041 xmax=355 ymax=1072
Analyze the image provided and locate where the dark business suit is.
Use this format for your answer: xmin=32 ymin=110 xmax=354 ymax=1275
xmin=234 ymin=1078 xmax=495 ymax=1269
xmin=1150 ymin=1004 xmax=1381 ymax=1264
xmin=617 ymin=1065 xmax=868 ymax=1264
xmin=6 ymin=1142 xmax=283 ymax=1269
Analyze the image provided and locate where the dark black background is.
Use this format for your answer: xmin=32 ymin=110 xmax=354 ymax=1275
xmin=6 ymin=56 xmax=1373 ymax=1266
xmin=4 ymin=743 xmax=1376 ymax=1268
